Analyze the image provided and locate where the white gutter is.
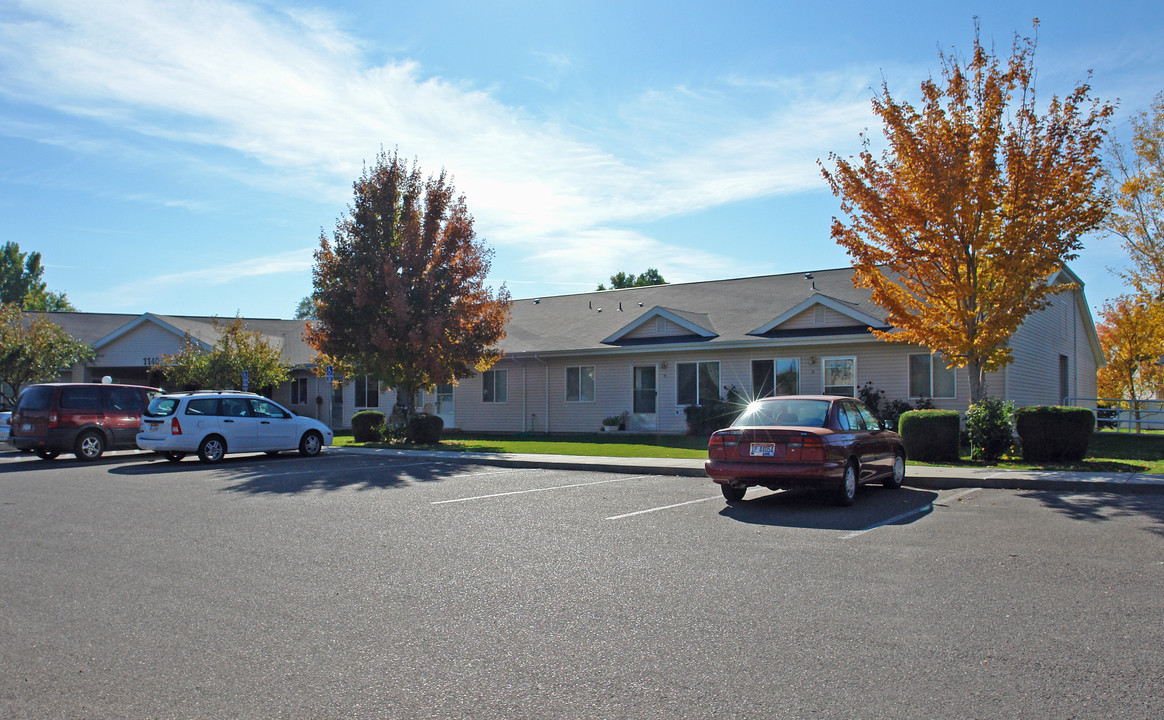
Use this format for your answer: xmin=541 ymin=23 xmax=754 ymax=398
xmin=534 ymin=354 xmax=549 ymax=433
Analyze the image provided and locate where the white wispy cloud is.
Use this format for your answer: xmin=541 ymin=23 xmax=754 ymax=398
xmin=91 ymin=246 xmax=315 ymax=310
xmin=0 ymin=0 xmax=882 ymax=296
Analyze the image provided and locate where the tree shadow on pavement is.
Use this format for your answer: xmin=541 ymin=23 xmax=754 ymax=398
xmin=107 ymin=452 xmax=468 ymax=495
xmin=718 ymin=486 xmax=939 ymax=531
xmin=1023 ymin=490 xmax=1164 ymax=537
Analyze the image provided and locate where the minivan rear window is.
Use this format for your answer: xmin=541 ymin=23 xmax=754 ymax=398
xmin=146 ymin=397 xmax=181 ymax=417
xmin=60 ymin=386 xmax=103 ymax=411
xmin=16 ymin=386 xmax=54 ymax=411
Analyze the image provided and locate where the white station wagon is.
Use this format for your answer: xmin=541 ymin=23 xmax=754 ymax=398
xmin=137 ymin=390 xmax=333 ymax=463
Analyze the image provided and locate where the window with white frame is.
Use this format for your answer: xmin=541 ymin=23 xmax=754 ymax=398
xmin=566 ymin=366 xmax=595 ymax=402
xmin=482 ymin=369 xmax=508 ymax=403
xmin=908 ymin=353 xmax=955 ymax=399
xmin=751 ymin=358 xmax=800 ymax=398
xmin=677 ymin=361 xmax=720 ymax=406
xmin=290 ymin=377 xmax=308 ymax=405
xmin=822 ymin=357 xmax=856 ymax=396
xmin=354 ymin=375 xmax=380 ymax=407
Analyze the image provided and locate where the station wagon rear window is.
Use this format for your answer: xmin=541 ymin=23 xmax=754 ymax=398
xmin=146 ymin=397 xmax=181 ymax=417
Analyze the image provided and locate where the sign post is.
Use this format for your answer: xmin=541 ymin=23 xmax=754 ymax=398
xmin=326 ymin=366 xmax=334 ymax=428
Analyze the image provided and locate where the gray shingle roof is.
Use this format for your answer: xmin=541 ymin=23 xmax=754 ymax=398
xmin=30 ymin=312 xmax=315 ymax=366
xmin=501 ymin=266 xmax=887 ymax=355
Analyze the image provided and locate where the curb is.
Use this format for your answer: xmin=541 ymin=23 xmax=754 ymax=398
xmin=334 ymin=447 xmax=1164 ymax=495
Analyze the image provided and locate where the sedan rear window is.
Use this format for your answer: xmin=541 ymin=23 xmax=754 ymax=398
xmin=734 ymin=399 xmax=830 ymax=428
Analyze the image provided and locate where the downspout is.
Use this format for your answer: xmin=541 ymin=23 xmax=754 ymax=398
xmin=522 ymin=361 xmax=527 ymax=432
xmin=534 ymin=354 xmax=549 ymax=433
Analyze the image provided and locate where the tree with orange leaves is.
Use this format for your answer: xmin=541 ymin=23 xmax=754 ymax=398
xmin=1096 ymin=295 xmax=1164 ymax=401
xmin=306 ymin=149 xmax=511 ymax=423
xmin=821 ymin=22 xmax=1113 ymax=402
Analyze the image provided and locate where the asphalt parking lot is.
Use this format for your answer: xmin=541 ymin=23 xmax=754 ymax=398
xmin=2 ymin=449 xmax=1162 ymax=719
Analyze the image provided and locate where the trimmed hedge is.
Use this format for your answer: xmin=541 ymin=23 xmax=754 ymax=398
xmin=684 ymin=399 xmax=742 ymax=435
xmin=1015 ymin=406 xmax=1094 ymax=462
xmin=898 ymin=409 xmax=961 ymax=462
xmin=352 ymin=410 xmax=386 ymax=443
xmin=408 ymin=413 xmax=445 ymax=444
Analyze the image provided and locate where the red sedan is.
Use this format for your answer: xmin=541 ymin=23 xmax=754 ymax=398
xmin=705 ymin=395 xmax=906 ymax=506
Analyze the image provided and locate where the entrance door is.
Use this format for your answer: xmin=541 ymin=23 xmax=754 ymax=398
xmin=632 ymin=366 xmax=657 ymax=432
xmin=434 ymin=383 xmax=455 ymax=429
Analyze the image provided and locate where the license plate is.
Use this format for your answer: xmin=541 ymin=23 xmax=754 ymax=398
xmin=749 ymin=442 xmax=776 ymax=457
xmin=146 ymin=421 xmax=160 ymax=430
xmin=22 ymin=423 xmax=32 ymax=432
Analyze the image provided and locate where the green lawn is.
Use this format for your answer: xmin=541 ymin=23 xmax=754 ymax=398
xmin=333 ymin=431 xmax=709 ymax=458
xmin=334 ymin=429 xmax=1164 ymax=472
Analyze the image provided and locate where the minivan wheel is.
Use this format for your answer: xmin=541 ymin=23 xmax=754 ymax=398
xmin=197 ymin=436 xmax=226 ymax=464
xmin=721 ymin=483 xmax=747 ymax=502
xmin=299 ymin=430 xmax=323 ymax=457
xmin=75 ymin=431 xmax=105 ymax=461
xmin=35 ymin=449 xmax=60 ymax=460
xmin=836 ymin=462 xmax=858 ymax=506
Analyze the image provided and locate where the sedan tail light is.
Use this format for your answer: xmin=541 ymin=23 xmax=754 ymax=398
xmin=707 ymin=430 xmax=742 ymax=459
xmin=171 ymin=418 xmax=182 ymax=435
xmin=791 ymin=434 xmax=825 ymax=462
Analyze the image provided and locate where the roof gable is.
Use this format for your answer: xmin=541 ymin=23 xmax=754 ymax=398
xmin=749 ymin=293 xmax=886 ymax=336
xmin=602 ymin=306 xmax=718 ymax=344
xmin=92 ymin=313 xmax=213 ymax=351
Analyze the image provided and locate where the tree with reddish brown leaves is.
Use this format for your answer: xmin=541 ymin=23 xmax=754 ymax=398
xmin=306 ymin=149 xmax=511 ymax=424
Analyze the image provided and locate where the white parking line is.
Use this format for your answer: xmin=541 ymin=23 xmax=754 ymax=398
xmin=432 ymin=475 xmax=650 ymax=505
xmin=606 ymin=496 xmax=722 ymax=520
xmin=840 ymin=487 xmax=981 ymax=539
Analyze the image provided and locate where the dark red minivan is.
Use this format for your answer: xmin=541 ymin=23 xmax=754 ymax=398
xmin=10 ymin=383 xmax=162 ymax=461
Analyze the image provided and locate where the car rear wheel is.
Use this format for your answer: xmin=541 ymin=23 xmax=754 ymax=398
xmin=35 ymin=449 xmax=59 ymax=460
xmin=836 ymin=461 xmax=858 ymax=506
xmin=197 ymin=436 xmax=226 ymax=464
xmin=299 ymin=430 xmax=323 ymax=457
xmin=883 ymin=452 xmax=905 ymax=489
xmin=75 ymin=431 xmax=105 ymax=461
xmin=720 ymin=483 xmax=746 ymax=502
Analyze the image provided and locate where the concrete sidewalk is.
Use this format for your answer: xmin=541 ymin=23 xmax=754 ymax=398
xmin=336 ymin=446 xmax=1164 ymax=495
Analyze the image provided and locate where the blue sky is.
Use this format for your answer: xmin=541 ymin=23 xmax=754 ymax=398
xmin=1 ymin=0 xmax=1161 ymax=319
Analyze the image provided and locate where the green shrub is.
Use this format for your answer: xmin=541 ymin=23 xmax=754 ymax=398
xmin=684 ymin=399 xmax=741 ymax=435
xmin=898 ymin=409 xmax=961 ymax=462
xmin=858 ymin=382 xmax=929 ymax=430
xmin=965 ymin=397 xmax=1015 ymax=462
xmin=1015 ymin=406 xmax=1095 ymax=462
xmin=351 ymin=410 xmax=386 ymax=443
xmin=407 ymin=413 xmax=445 ymax=444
